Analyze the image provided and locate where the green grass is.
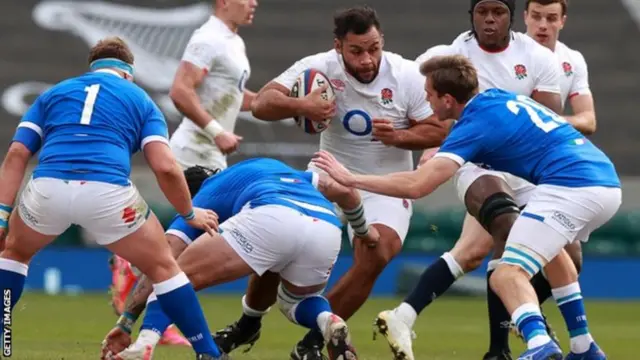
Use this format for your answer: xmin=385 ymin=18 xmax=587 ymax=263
xmin=10 ymin=292 xmax=639 ymax=359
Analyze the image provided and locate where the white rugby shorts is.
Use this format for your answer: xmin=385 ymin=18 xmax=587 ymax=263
xmin=18 ymin=177 xmax=149 ymax=245
xmin=506 ymin=184 xmax=621 ymax=264
xmin=219 ymin=204 xmax=342 ymax=287
xmin=454 ymin=162 xmax=536 ymax=207
xmin=169 ymin=127 xmax=227 ymax=170
xmin=307 ymin=163 xmax=413 ymax=244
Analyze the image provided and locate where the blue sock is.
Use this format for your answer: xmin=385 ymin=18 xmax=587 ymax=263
xmin=140 ymin=295 xmax=172 ymax=336
xmin=552 ymin=282 xmax=593 ymax=353
xmin=0 ymin=258 xmax=29 ymax=310
xmin=294 ymin=295 xmax=332 ymax=331
xmin=153 ymin=272 xmax=220 ymax=357
xmin=512 ymin=303 xmax=551 ymax=349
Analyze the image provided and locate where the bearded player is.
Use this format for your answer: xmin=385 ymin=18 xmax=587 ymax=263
xmin=210 ymin=5 xmax=449 ymax=360
xmin=109 ymin=0 xmax=258 ymax=346
xmin=371 ymin=1 xmax=586 ymax=359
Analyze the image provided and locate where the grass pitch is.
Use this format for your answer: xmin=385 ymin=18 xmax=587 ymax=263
xmin=10 ymin=293 xmax=638 ymax=359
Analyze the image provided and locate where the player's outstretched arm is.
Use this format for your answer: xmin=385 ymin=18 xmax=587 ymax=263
xmin=313 ymin=150 xmax=459 ymax=200
xmin=143 ymin=142 xmax=218 ymax=234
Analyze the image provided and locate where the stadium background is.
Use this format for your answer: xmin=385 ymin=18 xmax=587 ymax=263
xmin=1 ymin=1 xmax=640 ymax=359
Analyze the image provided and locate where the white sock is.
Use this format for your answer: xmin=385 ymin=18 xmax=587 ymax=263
xmin=316 ymin=311 xmax=333 ymax=334
xmin=512 ymin=303 xmax=552 ymax=350
xmin=242 ymin=294 xmax=269 ymax=317
xmin=135 ymin=329 xmax=161 ymax=348
xmin=394 ymin=302 xmax=418 ymax=328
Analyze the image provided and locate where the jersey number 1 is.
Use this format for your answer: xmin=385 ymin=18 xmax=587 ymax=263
xmin=80 ymin=84 xmax=101 ymax=125
xmin=506 ymin=95 xmax=566 ymax=133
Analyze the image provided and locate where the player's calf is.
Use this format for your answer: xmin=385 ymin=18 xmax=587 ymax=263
xmin=278 ymin=283 xmax=357 ymax=360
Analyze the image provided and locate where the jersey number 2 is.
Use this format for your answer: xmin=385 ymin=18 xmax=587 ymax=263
xmin=506 ymin=95 xmax=566 ymax=133
xmin=80 ymin=84 xmax=101 ymax=125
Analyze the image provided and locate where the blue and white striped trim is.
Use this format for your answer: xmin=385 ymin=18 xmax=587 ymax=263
xmin=140 ymin=135 xmax=169 ymax=149
xmin=500 ymin=245 xmax=544 ymax=277
xmin=432 ymin=152 xmax=465 ymax=166
xmin=0 ymin=203 xmax=11 ymax=229
xmin=555 ymin=292 xmax=582 ymax=306
xmin=17 ymin=122 xmax=43 ymax=138
xmin=166 ymin=229 xmax=193 ymax=245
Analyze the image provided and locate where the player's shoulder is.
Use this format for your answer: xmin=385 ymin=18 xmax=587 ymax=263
xmin=189 ymin=16 xmax=234 ymax=44
xmin=513 ymin=32 xmax=554 ymax=57
xmin=556 ymin=41 xmax=587 ymax=65
xmin=383 ymin=51 xmax=417 ymax=70
xmin=300 ymin=49 xmax=338 ymax=64
xmin=415 ymin=44 xmax=457 ymax=64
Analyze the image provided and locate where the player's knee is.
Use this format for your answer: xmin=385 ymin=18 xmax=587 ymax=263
xmin=451 ymin=234 xmax=493 ymax=273
xmin=141 ymin=254 xmax=180 ymax=284
xmin=498 ymin=244 xmax=546 ymax=279
xmin=276 ymin=284 xmax=324 ymax=324
xmin=477 ymin=192 xmax=520 ymax=236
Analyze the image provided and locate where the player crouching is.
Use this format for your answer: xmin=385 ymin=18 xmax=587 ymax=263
xmin=101 ymin=158 xmax=376 ymax=360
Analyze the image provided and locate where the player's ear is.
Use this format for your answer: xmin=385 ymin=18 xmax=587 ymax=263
xmin=560 ymin=15 xmax=567 ymax=30
xmin=334 ymin=38 xmax=342 ymax=54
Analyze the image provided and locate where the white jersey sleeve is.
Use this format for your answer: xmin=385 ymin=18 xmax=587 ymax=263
xmin=532 ymin=46 xmax=562 ymax=94
xmin=569 ymin=51 xmax=591 ymax=98
xmin=415 ymin=45 xmax=456 ymax=65
xmin=273 ymin=52 xmax=332 ymax=89
xmin=181 ymin=31 xmax=222 ymax=70
xmin=402 ymin=62 xmax=433 ymax=120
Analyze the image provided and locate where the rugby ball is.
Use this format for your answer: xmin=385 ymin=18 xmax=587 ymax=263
xmin=290 ymin=69 xmax=335 ymax=134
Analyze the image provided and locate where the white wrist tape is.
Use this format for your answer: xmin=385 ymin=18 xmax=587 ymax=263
xmin=204 ymin=120 xmax=225 ymax=139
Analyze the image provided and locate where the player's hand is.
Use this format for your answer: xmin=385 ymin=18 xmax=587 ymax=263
xmin=418 ymin=147 xmax=440 ymax=168
xmin=186 ymin=208 xmax=219 ymax=236
xmin=361 ymin=225 xmax=381 ymax=248
xmin=301 ymin=84 xmax=336 ymax=122
xmin=214 ymin=131 xmax=243 ymax=155
xmin=372 ymin=119 xmax=401 ymax=146
xmin=311 ymin=151 xmax=356 ymax=187
xmin=100 ymin=326 xmax=131 ymax=360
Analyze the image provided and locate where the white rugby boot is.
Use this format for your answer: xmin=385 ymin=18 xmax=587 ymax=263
xmin=319 ymin=313 xmax=358 ymax=360
xmin=374 ymin=309 xmax=416 ymax=360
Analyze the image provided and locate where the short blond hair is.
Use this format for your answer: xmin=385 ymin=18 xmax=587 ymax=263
xmin=88 ymin=36 xmax=134 ymax=65
xmin=419 ymin=55 xmax=479 ymax=103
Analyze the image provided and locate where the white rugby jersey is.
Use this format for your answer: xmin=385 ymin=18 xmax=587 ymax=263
xmin=554 ymin=41 xmax=591 ymax=105
xmin=171 ymin=15 xmax=251 ymax=151
xmin=274 ymin=50 xmax=432 ymax=176
xmin=416 ymin=31 xmax=561 ymax=96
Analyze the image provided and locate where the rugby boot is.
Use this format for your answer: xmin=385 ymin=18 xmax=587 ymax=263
xmin=213 ymin=320 xmax=261 ymax=353
xmin=483 ymin=351 xmax=514 ymax=360
xmin=517 ymin=341 xmax=563 ymax=360
xmin=565 ymin=343 xmax=607 ymax=360
xmin=321 ymin=314 xmax=357 ymax=360
xmin=290 ymin=331 xmax=327 ymax=360
xmin=196 ymin=354 xmax=231 ymax=360
xmin=159 ymin=325 xmax=191 ymax=347
xmin=374 ymin=310 xmax=416 ymax=360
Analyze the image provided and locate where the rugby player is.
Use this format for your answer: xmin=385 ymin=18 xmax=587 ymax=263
xmin=209 ymin=5 xmax=449 ymax=359
xmin=372 ymin=1 xmax=582 ymax=358
xmin=314 ymin=54 xmax=618 ymax=360
xmin=0 ymin=37 xmax=222 ymax=360
xmin=100 ymin=158 xmax=380 ymax=360
xmin=109 ymin=0 xmax=258 ymax=345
